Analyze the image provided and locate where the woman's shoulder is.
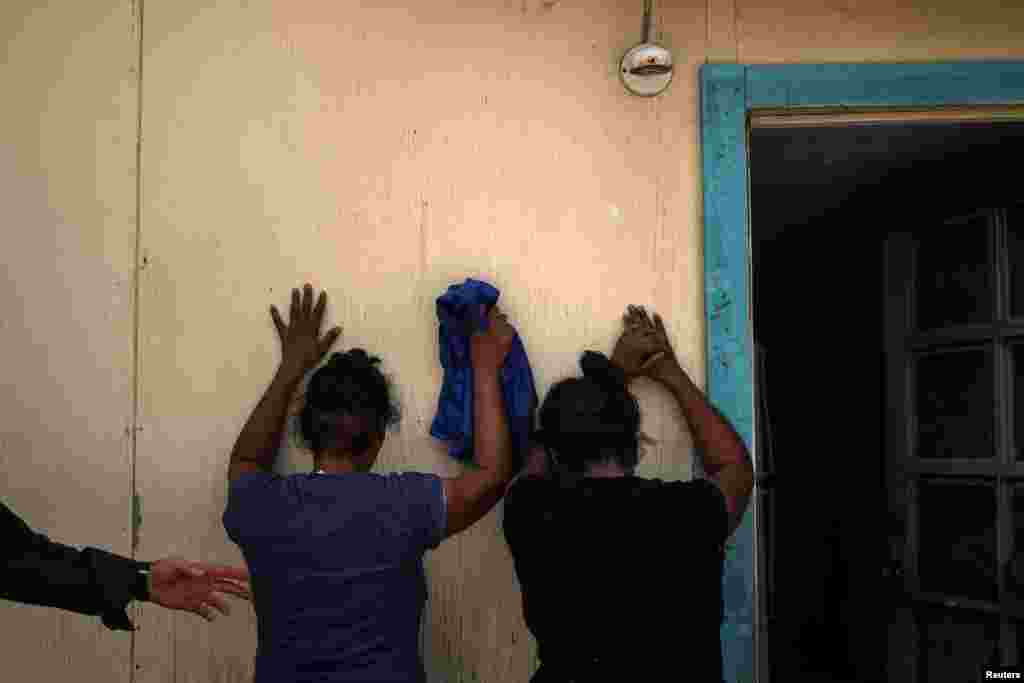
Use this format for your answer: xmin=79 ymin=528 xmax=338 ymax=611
xmin=635 ymin=477 xmax=729 ymax=516
xmin=504 ymin=474 xmax=560 ymax=511
xmin=507 ymin=473 xmax=557 ymax=495
xmin=634 ymin=476 xmax=721 ymax=496
xmin=506 ymin=473 xmax=718 ymax=500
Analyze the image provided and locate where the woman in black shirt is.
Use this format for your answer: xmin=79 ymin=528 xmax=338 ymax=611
xmin=503 ymin=306 xmax=754 ymax=683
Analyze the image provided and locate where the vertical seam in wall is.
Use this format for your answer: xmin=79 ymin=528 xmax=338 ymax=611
xmin=705 ymin=0 xmax=710 ymax=61
xmin=733 ymin=0 xmax=741 ymax=62
xmin=129 ymin=0 xmax=145 ymax=682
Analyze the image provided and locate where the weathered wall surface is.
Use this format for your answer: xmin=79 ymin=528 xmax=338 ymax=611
xmin=4 ymin=0 xmax=1024 ymax=681
xmin=133 ymin=2 xmax=703 ymax=680
xmin=0 ymin=1 xmax=139 ymax=681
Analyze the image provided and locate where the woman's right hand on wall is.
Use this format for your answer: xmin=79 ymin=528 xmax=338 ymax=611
xmin=470 ymin=305 xmax=516 ymax=371
xmin=611 ymin=305 xmax=679 ymax=381
xmin=270 ymin=284 xmax=342 ymax=384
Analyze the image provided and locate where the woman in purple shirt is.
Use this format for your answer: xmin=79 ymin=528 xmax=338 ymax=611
xmin=223 ymin=284 xmax=517 ymax=682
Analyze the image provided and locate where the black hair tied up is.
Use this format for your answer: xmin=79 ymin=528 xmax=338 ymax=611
xmin=580 ymin=350 xmax=627 ymax=390
xmin=537 ymin=350 xmax=641 ymax=474
xmin=328 ymin=348 xmax=375 ymax=373
xmin=299 ymin=349 xmax=400 ymax=455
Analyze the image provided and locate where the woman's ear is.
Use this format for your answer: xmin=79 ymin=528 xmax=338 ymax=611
xmin=637 ymin=431 xmax=657 ymax=462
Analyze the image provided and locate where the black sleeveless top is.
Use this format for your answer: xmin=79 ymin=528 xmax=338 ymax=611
xmin=503 ymin=475 xmax=728 ymax=683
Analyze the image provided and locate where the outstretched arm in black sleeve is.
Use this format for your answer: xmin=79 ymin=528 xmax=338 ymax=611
xmin=1 ymin=501 xmax=251 ymax=630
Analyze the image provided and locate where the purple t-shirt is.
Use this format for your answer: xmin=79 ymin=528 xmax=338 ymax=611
xmin=223 ymin=471 xmax=447 ymax=683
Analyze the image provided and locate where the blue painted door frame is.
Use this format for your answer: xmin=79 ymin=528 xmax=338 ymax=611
xmin=699 ymin=60 xmax=1024 ymax=683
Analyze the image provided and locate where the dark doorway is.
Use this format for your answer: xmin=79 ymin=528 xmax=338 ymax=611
xmin=750 ymin=119 xmax=1024 ymax=683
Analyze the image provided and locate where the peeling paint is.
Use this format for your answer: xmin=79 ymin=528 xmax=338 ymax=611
xmin=702 ymin=65 xmax=755 ymax=683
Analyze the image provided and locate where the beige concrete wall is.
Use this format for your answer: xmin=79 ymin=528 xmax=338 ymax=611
xmin=132 ymin=2 xmax=704 ymax=681
xmin=733 ymin=0 xmax=1024 ymax=63
xmin=4 ymin=0 xmax=1024 ymax=681
xmin=0 ymin=1 xmax=139 ymax=681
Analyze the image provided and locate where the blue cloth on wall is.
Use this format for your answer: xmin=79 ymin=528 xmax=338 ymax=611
xmin=429 ymin=278 xmax=538 ymax=464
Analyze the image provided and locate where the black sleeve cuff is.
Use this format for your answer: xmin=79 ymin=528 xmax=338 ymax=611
xmin=83 ymin=547 xmax=148 ymax=632
xmin=1 ymin=501 xmax=146 ymax=632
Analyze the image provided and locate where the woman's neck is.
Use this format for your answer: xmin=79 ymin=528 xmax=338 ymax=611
xmin=315 ymin=457 xmax=631 ymax=477
xmin=583 ymin=461 xmax=632 ymax=478
xmin=314 ymin=455 xmax=359 ymax=474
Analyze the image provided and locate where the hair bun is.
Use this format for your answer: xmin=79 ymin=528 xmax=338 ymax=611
xmin=328 ymin=349 xmax=380 ymax=372
xmin=580 ymin=351 xmax=626 ymax=389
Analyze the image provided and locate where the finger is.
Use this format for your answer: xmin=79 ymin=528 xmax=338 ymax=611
xmin=206 ymin=591 xmax=232 ymax=617
xmin=629 ymin=306 xmax=649 ymax=330
xmin=653 ymin=313 xmax=669 ymax=338
xmin=200 ymin=565 xmax=250 ymax=581
xmin=290 ymin=288 xmax=300 ymax=322
xmin=313 ymin=290 xmax=327 ymax=322
xmin=162 ymin=558 xmax=204 ymax=577
xmin=640 ymin=351 xmax=666 ymax=371
xmin=320 ymin=327 xmax=342 ymax=355
xmin=491 ymin=307 xmax=511 ymax=330
xmin=214 ymin=576 xmax=251 ymax=590
xmin=214 ymin=580 xmax=252 ymax=600
xmin=270 ymin=306 xmax=287 ymax=342
xmin=301 ymin=284 xmax=313 ymax=317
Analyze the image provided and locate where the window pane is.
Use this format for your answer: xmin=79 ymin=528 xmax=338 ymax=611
xmin=1009 ymin=206 xmax=1024 ymax=319
xmin=919 ymin=481 xmax=997 ymax=601
xmin=915 ymin=349 xmax=994 ymax=459
xmin=1013 ymin=489 xmax=1024 ymax=601
xmin=917 ymin=606 xmax=1000 ymax=683
xmin=915 ymin=215 xmax=992 ymax=330
xmin=1015 ymin=345 xmax=1024 ymax=462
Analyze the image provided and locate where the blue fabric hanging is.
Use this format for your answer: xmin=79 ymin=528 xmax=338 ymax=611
xmin=429 ymin=278 xmax=538 ymax=465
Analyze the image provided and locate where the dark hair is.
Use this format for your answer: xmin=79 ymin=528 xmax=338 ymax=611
xmin=537 ymin=351 xmax=641 ymax=473
xmin=298 ymin=349 xmax=400 ymax=455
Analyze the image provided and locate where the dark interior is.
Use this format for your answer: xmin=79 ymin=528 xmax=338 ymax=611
xmin=750 ymin=119 xmax=1024 ymax=681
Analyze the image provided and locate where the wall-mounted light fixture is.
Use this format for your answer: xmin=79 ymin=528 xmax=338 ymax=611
xmin=620 ymin=0 xmax=673 ymax=97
